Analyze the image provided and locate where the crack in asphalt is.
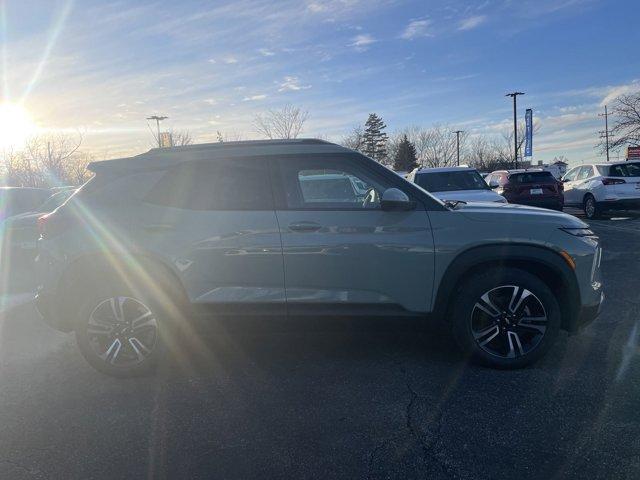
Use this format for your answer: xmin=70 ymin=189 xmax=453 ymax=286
xmin=0 ymin=459 xmax=43 ymax=479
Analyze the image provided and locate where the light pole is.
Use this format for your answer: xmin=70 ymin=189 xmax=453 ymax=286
xmin=453 ymin=130 xmax=464 ymax=166
xmin=147 ymin=115 xmax=168 ymax=147
xmin=505 ymin=92 xmax=524 ymax=168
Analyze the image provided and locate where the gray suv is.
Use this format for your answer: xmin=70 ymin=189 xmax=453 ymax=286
xmin=35 ymin=139 xmax=603 ymax=376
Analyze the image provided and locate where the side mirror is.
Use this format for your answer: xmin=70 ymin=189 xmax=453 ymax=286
xmin=488 ymin=181 xmax=499 ymax=189
xmin=381 ymin=188 xmax=414 ymax=211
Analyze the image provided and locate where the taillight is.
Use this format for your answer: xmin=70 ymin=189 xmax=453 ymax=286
xmin=38 ymin=212 xmax=76 ymax=238
xmin=602 ymin=178 xmax=626 ymax=186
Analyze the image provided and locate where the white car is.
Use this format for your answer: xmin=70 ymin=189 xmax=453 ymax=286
xmin=562 ymin=161 xmax=640 ymax=219
xmin=406 ymin=166 xmax=507 ymax=203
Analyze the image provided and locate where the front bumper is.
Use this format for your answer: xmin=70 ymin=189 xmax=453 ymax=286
xmin=572 ymin=291 xmax=604 ymax=332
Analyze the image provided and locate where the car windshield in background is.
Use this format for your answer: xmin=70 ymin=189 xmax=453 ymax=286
xmin=415 ymin=171 xmax=489 ymax=192
xmin=509 ymin=171 xmax=556 ymax=184
xmin=604 ymin=162 xmax=640 ymax=177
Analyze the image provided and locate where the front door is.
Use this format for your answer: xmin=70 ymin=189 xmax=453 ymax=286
xmin=272 ymin=155 xmax=435 ymax=314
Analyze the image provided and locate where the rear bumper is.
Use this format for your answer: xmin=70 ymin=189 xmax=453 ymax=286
xmin=505 ymin=196 xmax=564 ymax=209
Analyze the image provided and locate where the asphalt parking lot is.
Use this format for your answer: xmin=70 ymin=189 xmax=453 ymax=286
xmin=1 ymin=213 xmax=639 ymax=480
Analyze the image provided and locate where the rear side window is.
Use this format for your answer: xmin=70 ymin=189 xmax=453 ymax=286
xmin=577 ymin=166 xmax=594 ymax=180
xmin=509 ymin=172 xmax=555 ymax=184
xmin=145 ymin=158 xmax=273 ymax=211
xmin=608 ymin=163 xmax=640 ymax=177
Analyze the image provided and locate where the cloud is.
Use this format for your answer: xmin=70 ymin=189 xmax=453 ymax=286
xmin=242 ymin=94 xmax=267 ymax=101
xmin=400 ymin=19 xmax=432 ymax=40
xmin=278 ymin=76 xmax=311 ymax=92
xmin=458 ymin=15 xmax=487 ymax=31
xmin=599 ymin=80 xmax=640 ymax=106
xmin=222 ymin=56 xmax=238 ymax=64
xmin=258 ymin=48 xmax=275 ymax=57
xmin=348 ymin=33 xmax=375 ymax=51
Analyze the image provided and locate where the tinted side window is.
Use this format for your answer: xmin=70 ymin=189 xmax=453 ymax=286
xmin=145 ymin=158 xmax=273 ymax=211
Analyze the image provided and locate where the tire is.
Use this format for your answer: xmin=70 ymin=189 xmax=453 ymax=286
xmin=75 ymin=285 xmax=166 ymax=377
xmin=583 ymin=194 xmax=600 ymax=220
xmin=451 ymin=267 xmax=561 ymax=369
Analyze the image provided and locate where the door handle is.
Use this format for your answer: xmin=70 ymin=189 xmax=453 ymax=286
xmin=288 ymin=221 xmax=322 ymax=232
xmin=143 ymin=224 xmax=175 ymax=233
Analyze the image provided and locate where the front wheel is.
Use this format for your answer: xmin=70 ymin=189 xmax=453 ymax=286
xmin=451 ymin=268 xmax=560 ymax=369
xmin=76 ymin=291 xmax=164 ymax=377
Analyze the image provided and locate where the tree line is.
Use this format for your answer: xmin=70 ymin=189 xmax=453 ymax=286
xmin=2 ymin=90 xmax=639 ymax=188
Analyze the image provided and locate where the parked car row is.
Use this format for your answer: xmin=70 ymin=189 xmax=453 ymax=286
xmin=407 ymin=160 xmax=640 ymax=219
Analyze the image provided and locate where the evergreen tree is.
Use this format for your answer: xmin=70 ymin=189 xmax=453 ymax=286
xmin=393 ymin=134 xmax=418 ymax=172
xmin=362 ymin=113 xmax=388 ymax=163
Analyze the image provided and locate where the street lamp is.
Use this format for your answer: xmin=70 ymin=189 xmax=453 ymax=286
xmin=505 ymin=92 xmax=524 ymax=168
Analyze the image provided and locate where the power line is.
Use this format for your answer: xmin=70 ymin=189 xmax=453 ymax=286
xmin=505 ymin=92 xmax=525 ymax=169
xmin=598 ymin=106 xmax=613 ymax=162
xmin=146 ymin=115 xmax=168 ymax=147
xmin=453 ymin=130 xmax=464 ymax=166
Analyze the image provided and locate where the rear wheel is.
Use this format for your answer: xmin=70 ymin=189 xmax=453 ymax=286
xmin=451 ymin=268 xmax=560 ymax=369
xmin=76 ymin=289 xmax=165 ymax=377
xmin=583 ymin=194 xmax=600 ymax=219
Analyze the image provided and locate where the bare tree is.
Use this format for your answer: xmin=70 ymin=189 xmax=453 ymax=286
xmin=340 ymin=125 xmax=365 ymax=152
xmin=600 ymin=92 xmax=640 ymax=152
xmin=253 ymin=104 xmax=309 ymax=139
xmin=216 ymin=130 xmax=245 ymax=143
xmin=0 ymin=133 xmax=92 ymax=187
xmin=170 ymin=129 xmax=193 ymax=146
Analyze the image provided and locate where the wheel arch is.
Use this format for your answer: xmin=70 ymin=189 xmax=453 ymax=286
xmin=52 ymin=252 xmax=188 ymax=332
xmin=434 ymin=244 xmax=581 ymax=332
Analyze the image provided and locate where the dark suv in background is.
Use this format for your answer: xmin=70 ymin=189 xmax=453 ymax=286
xmin=486 ymin=170 xmax=564 ymax=210
xmin=35 ymin=140 xmax=602 ymax=377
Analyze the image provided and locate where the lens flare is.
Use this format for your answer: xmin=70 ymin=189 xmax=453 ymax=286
xmin=0 ymin=103 xmax=36 ymax=150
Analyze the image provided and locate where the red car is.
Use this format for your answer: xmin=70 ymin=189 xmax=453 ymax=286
xmin=486 ymin=170 xmax=564 ymax=211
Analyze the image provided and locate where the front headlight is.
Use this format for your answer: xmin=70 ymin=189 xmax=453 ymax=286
xmin=560 ymin=227 xmax=597 ymax=237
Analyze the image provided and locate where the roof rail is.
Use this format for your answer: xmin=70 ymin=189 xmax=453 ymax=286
xmin=148 ymin=138 xmax=334 ymax=153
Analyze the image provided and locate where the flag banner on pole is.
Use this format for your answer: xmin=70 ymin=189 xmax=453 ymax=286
xmin=525 ymin=109 xmax=533 ymax=157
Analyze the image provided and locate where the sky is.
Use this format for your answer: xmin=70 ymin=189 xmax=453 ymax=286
xmin=1 ymin=0 xmax=640 ymax=166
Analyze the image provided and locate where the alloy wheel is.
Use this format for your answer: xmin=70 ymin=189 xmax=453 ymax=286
xmin=585 ymin=197 xmax=596 ymax=218
xmin=470 ymin=285 xmax=547 ymax=359
xmin=87 ymin=297 xmax=158 ymax=367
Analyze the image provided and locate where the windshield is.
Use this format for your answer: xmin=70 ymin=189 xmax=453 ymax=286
xmin=415 ymin=170 xmax=489 ymax=192
xmin=509 ymin=171 xmax=556 ymax=183
xmin=36 ymin=190 xmax=75 ymax=213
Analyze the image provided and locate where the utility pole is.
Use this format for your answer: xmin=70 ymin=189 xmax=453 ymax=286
xmin=598 ymin=105 xmax=612 ymax=162
xmin=147 ymin=115 xmax=168 ymax=147
xmin=505 ymin=92 xmax=524 ymax=169
xmin=453 ymin=130 xmax=464 ymax=166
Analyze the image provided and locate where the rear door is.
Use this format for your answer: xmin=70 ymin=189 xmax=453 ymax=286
xmin=572 ymin=166 xmax=595 ymax=203
xmin=272 ymin=155 xmax=435 ymax=314
xmin=142 ymin=157 xmax=285 ymax=313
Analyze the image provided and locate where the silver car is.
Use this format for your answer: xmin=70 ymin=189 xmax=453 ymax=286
xmin=35 ymin=139 xmax=603 ymax=376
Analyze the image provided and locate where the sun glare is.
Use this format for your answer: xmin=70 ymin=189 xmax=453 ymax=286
xmin=0 ymin=103 xmax=37 ymax=150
